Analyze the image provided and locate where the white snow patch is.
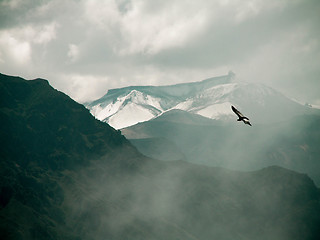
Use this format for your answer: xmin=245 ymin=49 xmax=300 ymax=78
xmin=196 ymin=102 xmax=233 ymax=119
xmin=90 ymin=90 xmax=163 ymax=122
xmin=91 ymin=98 xmax=124 ymax=121
xmin=173 ymin=99 xmax=194 ymax=111
xmin=107 ymin=103 xmax=157 ymax=129
xmin=126 ymin=90 xmax=163 ymax=110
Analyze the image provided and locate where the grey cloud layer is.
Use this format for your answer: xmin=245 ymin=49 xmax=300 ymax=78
xmin=0 ymin=0 xmax=319 ymax=103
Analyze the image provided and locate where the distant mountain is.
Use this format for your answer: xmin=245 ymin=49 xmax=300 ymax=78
xmin=1 ymin=73 xmax=320 ymax=240
xmin=130 ymin=137 xmax=186 ymax=161
xmin=85 ymin=72 xmax=313 ymax=129
xmin=122 ymin=109 xmax=320 ymax=185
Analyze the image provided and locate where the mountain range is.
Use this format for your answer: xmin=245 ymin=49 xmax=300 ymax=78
xmin=1 ymin=73 xmax=320 ymax=240
xmin=85 ymin=72 xmax=320 ymax=185
xmin=85 ymin=71 xmax=316 ymax=129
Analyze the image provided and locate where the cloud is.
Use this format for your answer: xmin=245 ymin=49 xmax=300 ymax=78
xmin=67 ymin=44 xmax=80 ymax=62
xmin=0 ymin=0 xmax=23 ymax=9
xmin=33 ymin=22 xmax=58 ymax=44
xmin=0 ymin=21 xmax=58 ymax=78
xmin=116 ymin=1 xmax=208 ymax=55
xmin=0 ymin=0 xmax=319 ymax=103
xmin=54 ymin=73 xmax=112 ymax=102
xmin=0 ymin=31 xmax=31 ymax=65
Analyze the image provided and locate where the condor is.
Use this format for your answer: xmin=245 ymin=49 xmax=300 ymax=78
xmin=231 ymin=105 xmax=252 ymax=126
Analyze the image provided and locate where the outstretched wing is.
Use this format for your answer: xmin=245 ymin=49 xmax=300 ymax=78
xmin=231 ymin=106 xmax=245 ymax=118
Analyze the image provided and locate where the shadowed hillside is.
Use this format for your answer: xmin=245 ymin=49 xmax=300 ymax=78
xmin=123 ymin=109 xmax=320 ymax=185
xmin=1 ymin=73 xmax=320 ymax=240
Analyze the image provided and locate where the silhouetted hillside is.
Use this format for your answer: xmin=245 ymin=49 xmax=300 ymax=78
xmin=0 ymin=73 xmax=137 ymax=168
xmin=0 ymin=73 xmax=143 ymax=239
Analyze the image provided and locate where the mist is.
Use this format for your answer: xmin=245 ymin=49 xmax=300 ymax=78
xmin=122 ymin=107 xmax=320 ymax=186
xmin=57 ymin=147 xmax=319 ymax=240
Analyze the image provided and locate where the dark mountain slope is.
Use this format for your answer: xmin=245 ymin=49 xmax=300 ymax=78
xmin=0 ymin=73 xmax=137 ymax=169
xmin=0 ymin=73 xmax=143 ymax=239
xmin=1 ymin=73 xmax=320 ymax=240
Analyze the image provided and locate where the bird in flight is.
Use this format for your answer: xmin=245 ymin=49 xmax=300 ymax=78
xmin=231 ymin=105 xmax=252 ymax=126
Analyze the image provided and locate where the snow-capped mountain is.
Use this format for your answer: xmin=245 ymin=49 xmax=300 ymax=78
xmin=85 ymin=72 xmax=310 ymax=129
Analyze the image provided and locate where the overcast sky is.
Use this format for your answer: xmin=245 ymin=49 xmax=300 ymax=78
xmin=0 ymin=0 xmax=319 ymax=104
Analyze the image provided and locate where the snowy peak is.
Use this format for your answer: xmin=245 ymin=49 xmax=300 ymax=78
xmin=89 ymin=90 xmax=163 ymax=129
xmin=85 ymin=73 xmax=310 ymax=129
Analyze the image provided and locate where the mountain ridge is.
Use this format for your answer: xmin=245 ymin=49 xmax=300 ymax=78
xmin=85 ymin=73 xmax=235 ymax=129
xmin=85 ymin=72 xmax=313 ymax=129
xmin=0 ymin=73 xmax=137 ymax=170
xmin=87 ymin=72 xmax=234 ymax=106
